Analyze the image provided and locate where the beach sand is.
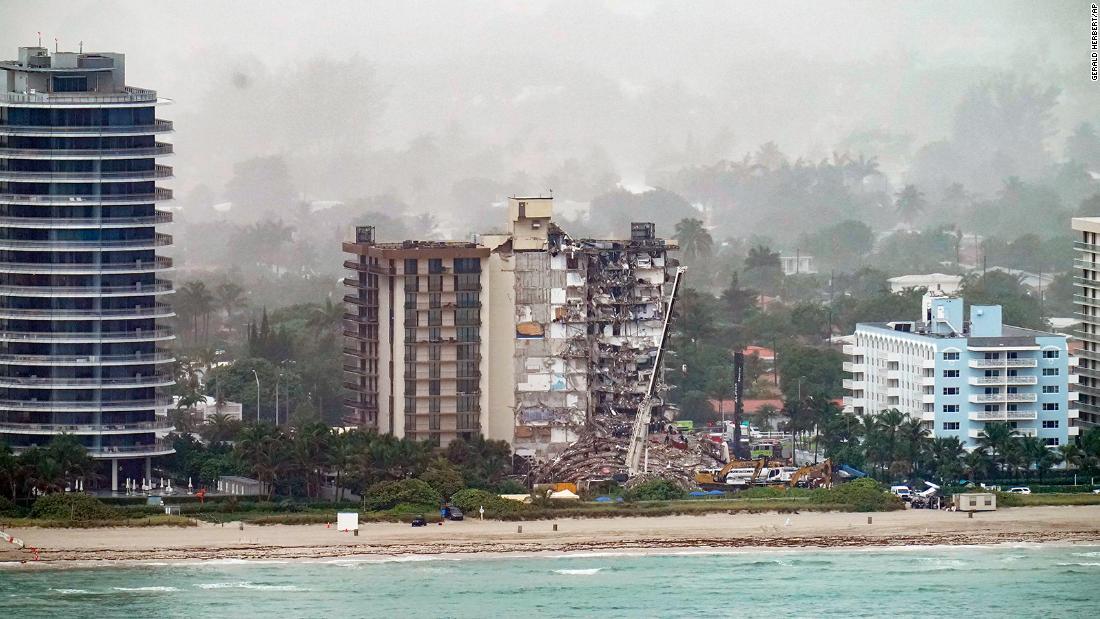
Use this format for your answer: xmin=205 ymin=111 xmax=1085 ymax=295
xmin=4 ymin=505 xmax=1100 ymax=564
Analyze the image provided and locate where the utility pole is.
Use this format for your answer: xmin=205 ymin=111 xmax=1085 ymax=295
xmin=251 ymin=369 xmax=260 ymax=423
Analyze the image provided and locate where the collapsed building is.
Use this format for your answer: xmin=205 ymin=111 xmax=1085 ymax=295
xmin=343 ymin=196 xmax=682 ymax=471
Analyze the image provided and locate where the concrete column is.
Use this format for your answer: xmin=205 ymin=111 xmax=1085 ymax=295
xmin=145 ymin=457 xmax=151 ymax=482
xmin=111 ymin=459 xmax=118 ymax=492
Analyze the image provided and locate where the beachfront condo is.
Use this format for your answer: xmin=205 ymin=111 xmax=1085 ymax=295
xmin=343 ymin=197 xmax=678 ymax=464
xmin=0 ymin=46 xmax=176 ymax=490
xmin=842 ymin=292 xmax=1079 ymax=449
xmin=1071 ymin=217 xmax=1100 ymax=428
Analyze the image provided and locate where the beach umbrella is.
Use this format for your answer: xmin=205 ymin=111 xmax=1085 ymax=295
xmin=160 ymin=477 xmax=165 ymax=489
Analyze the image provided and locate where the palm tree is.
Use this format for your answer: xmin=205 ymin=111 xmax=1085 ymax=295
xmin=875 ymin=409 xmax=907 ymax=477
xmin=0 ymin=443 xmax=18 ymax=499
xmin=1059 ymin=444 xmax=1085 ymax=473
xmin=977 ymin=422 xmax=1017 ymax=474
xmin=202 ymin=413 xmax=241 ymax=444
xmin=214 ymin=280 xmax=247 ymax=324
xmin=745 ymin=245 xmax=781 ymax=271
xmin=176 ymin=281 xmax=215 ymax=344
xmin=963 ymin=448 xmax=992 ymax=482
xmin=924 ymin=437 xmax=965 ymax=483
xmin=898 ymin=417 xmax=930 ymax=475
xmin=674 ymin=218 xmax=713 ymax=263
xmin=234 ymin=423 xmax=287 ymax=500
xmin=291 ymin=422 xmax=332 ymax=499
xmin=307 ymin=298 xmax=345 ymax=336
xmin=894 ymin=184 xmax=927 ymax=225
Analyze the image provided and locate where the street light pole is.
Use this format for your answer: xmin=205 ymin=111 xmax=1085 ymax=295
xmin=251 ymin=369 xmax=260 ymax=423
xmin=275 ymin=372 xmax=281 ymax=427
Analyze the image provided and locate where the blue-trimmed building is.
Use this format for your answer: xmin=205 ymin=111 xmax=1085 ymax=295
xmin=842 ymin=293 xmax=1079 ymax=449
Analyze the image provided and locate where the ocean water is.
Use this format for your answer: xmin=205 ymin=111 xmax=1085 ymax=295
xmin=2 ymin=545 xmax=1100 ymax=618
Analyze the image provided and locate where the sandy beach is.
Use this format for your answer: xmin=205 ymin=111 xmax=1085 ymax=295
xmin=3 ymin=505 xmax=1100 ymax=564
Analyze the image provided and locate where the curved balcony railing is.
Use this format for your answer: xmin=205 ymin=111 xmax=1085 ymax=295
xmin=0 ymin=420 xmax=174 ymax=434
xmin=0 ymin=165 xmax=173 ymax=182
xmin=0 ymin=142 xmax=173 ymax=158
xmin=0 ymin=256 xmax=172 ymax=274
xmin=0 ymin=281 xmax=173 ymax=297
xmin=0 ymin=120 xmax=173 ymax=135
xmin=0 ymin=233 xmax=172 ymax=251
xmin=0 ymin=374 xmax=174 ymax=388
xmin=0 ymin=329 xmax=174 ymax=343
xmin=0 ymin=351 xmax=175 ymax=366
xmin=87 ymin=441 xmax=175 ymax=457
xmin=0 ymin=397 xmax=172 ymax=412
xmin=0 ymin=188 xmax=172 ymax=205
xmin=0 ymin=87 xmax=158 ymax=105
xmin=0 ymin=304 xmax=174 ymax=319
xmin=0 ymin=210 xmax=172 ymax=228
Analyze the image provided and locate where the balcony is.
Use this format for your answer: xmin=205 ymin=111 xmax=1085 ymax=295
xmin=968 ymin=426 xmax=1037 ymax=439
xmin=968 ymin=358 xmax=1038 ymax=368
xmin=1067 ymin=374 xmax=1081 ymax=384
xmin=1068 ymin=391 xmax=1080 ymax=401
xmin=0 ymin=142 xmax=174 ymax=159
xmin=1068 ymin=408 xmax=1080 ymax=419
xmin=0 ymin=304 xmax=174 ymax=320
xmin=842 ymin=361 xmax=864 ymax=373
xmin=842 ymin=344 xmax=862 ymax=356
xmin=0 ymin=256 xmax=172 ymax=275
xmin=0 ymin=164 xmax=173 ymax=182
xmin=0 ymin=397 xmax=171 ymax=412
xmin=0 ymin=280 xmax=173 ymax=297
xmin=968 ymin=375 xmax=1038 ymax=386
xmin=969 ymin=410 xmax=1038 ymax=421
xmin=0 ymin=188 xmax=173 ymax=206
xmin=0 ymin=210 xmax=172 ymax=228
xmin=0 ymin=87 xmax=159 ymax=105
xmin=0 ymin=329 xmax=174 ymax=343
xmin=0 ymin=233 xmax=172 ymax=251
xmin=922 ymin=393 xmax=936 ymax=404
xmin=342 ymin=260 xmax=396 ymax=275
xmin=0 ymin=374 xmax=174 ymax=389
xmin=1069 ymin=426 xmax=1081 ymax=436
xmin=0 ymin=351 xmax=175 ymax=366
xmin=968 ymin=392 xmax=1038 ymax=403
xmin=0 ymin=119 xmax=173 ymax=136
xmin=842 ymin=378 xmax=862 ymax=390
xmin=0 ymin=420 xmax=174 ymax=434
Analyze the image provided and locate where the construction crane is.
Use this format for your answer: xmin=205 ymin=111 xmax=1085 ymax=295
xmin=626 ymin=266 xmax=687 ymax=476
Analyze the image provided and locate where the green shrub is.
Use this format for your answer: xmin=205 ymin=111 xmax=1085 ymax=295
xmin=450 ymin=488 xmax=527 ymax=517
xmin=418 ymin=460 xmax=466 ymax=499
xmin=0 ymin=495 xmax=23 ymax=517
xmin=626 ymin=479 xmax=686 ymax=502
xmin=493 ymin=479 xmax=528 ymax=494
xmin=362 ymin=479 xmax=441 ymax=512
xmin=30 ymin=493 xmax=121 ymax=521
xmin=809 ymin=478 xmax=902 ymax=512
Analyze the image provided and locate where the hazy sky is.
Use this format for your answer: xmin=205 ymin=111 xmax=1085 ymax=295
xmin=2 ymin=1 xmax=1093 ymax=202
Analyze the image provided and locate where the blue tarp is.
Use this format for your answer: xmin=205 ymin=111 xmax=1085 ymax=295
xmin=839 ymin=464 xmax=868 ymax=478
xmin=688 ymin=491 xmax=707 ymax=497
xmin=706 ymin=490 xmax=725 ymax=495
xmin=595 ymin=496 xmax=613 ymax=502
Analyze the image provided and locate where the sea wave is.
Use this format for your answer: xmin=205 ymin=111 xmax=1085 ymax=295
xmin=1057 ymin=562 xmax=1100 ymax=567
xmin=50 ymin=589 xmax=94 ymax=595
xmin=112 ymin=586 xmax=180 ymax=592
xmin=553 ymin=568 xmax=603 ymax=575
xmin=1071 ymin=551 xmax=1100 ymax=558
xmin=195 ymin=582 xmax=306 ymax=591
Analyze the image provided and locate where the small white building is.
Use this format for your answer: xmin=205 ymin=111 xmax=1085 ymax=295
xmin=887 ymin=273 xmax=962 ymax=294
xmin=780 ymin=254 xmax=816 ymax=276
xmin=954 ymin=492 xmax=996 ymax=511
xmin=169 ymin=395 xmax=243 ymax=422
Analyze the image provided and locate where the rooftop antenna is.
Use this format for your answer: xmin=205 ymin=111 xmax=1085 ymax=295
xmin=79 ymin=41 xmax=83 ymax=53
xmin=549 ymin=187 xmax=553 ymax=198
xmin=36 ymin=32 xmax=41 ymax=47
xmin=54 ymin=38 xmax=58 ymax=54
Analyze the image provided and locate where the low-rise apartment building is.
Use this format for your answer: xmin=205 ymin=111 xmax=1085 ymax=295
xmin=843 ymin=293 xmax=1078 ymax=448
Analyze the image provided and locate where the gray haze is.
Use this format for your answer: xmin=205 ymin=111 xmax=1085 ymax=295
xmin=4 ymin=1 xmax=1095 ymax=245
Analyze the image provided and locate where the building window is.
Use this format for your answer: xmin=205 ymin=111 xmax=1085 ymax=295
xmin=1042 ymin=420 xmax=1060 ymax=428
xmin=943 ymin=370 xmax=960 ymax=378
xmin=1043 ymin=403 xmax=1060 ymax=411
xmin=942 ymin=422 xmax=960 ymax=430
xmin=454 ymin=257 xmax=481 ymax=273
xmin=1042 ymin=385 xmax=1060 ymax=394
xmin=943 ymin=404 xmax=959 ymax=413
xmin=52 ymin=75 xmax=88 ymax=92
xmin=1043 ymin=350 xmax=1060 ymax=359
xmin=404 ymin=259 xmax=418 ymax=274
xmin=942 ymin=387 xmax=959 ymax=395
xmin=428 ymin=259 xmax=443 ymax=274
xmin=1043 ymin=368 xmax=1059 ymax=376
xmin=943 ymin=352 xmax=960 ymax=361
xmin=1044 ymin=437 xmax=1060 ymax=446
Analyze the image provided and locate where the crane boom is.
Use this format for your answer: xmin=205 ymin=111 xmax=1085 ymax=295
xmin=626 ymin=266 xmax=687 ymax=476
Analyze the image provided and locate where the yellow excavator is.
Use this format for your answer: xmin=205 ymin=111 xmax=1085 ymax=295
xmin=695 ymin=457 xmax=785 ymax=488
xmin=786 ymin=459 xmax=833 ymax=489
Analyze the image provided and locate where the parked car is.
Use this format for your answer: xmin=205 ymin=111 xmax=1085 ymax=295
xmin=1008 ymin=487 xmax=1031 ymax=495
xmin=890 ymin=485 xmax=912 ymax=501
xmin=411 ymin=515 xmax=428 ymax=527
xmin=447 ymin=507 xmax=464 ymax=521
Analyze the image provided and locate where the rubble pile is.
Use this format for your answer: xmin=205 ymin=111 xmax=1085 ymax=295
xmin=534 ymin=422 xmax=723 ymax=486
